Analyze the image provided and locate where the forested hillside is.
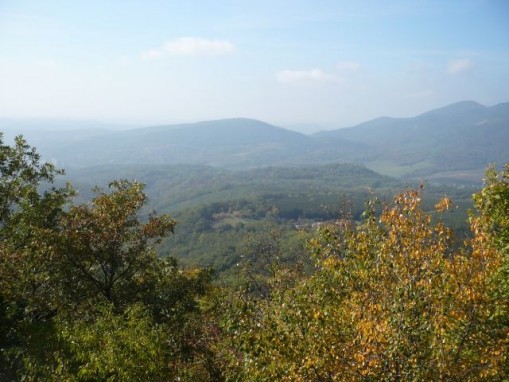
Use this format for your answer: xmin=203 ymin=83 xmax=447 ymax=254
xmin=60 ymin=162 xmax=476 ymax=271
xmin=1 ymin=135 xmax=508 ymax=381
xmin=3 ymin=101 xmax=508 ymax=180
xmin=316 ymin=101 xmax=509 ymax=177
xmin=3 ymin=0 xmax=508 ymax=378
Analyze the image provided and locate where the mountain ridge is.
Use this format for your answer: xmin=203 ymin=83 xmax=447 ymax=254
xmin=314 ymin=101 xmax=509 ymax=177
xmin=1 ymin=101 xmax=508 ymax=179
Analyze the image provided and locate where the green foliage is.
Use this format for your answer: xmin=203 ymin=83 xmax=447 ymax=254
xmin=18 ymin=181 xmax=217 ymax=381
xmin=2 ymin=134 xmax=508 ymax=381
xmin=474 ymin=164 xmax=509 ymax=253
xmin=56 ymin=303 xmax=168 ymax=382
xmin=21 ymin=262 xmax=217 ymax=381
xmin=0 ymin=134 xmax=74 ymax=379
xmin=65 ymin=163 xmax=400 ymax=212
xmin=57 ymin=180 xmax=176 ymax=311
xmin=473 ymin=164 xmax=509 ymax=376
xmin=0 ymin=136 xmax=220 ymax=380
xmin=65 ymin=162 xmax=474 ymax=273
xmin=0 ymin=134 xmax=67 ymax=225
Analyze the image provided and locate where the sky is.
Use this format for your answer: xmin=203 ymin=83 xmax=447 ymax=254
xmin=0 ymin=0 xmax=508 ymax=131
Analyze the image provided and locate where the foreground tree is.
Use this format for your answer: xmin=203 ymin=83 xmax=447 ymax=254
xmin=0 ymin=136 xmax=219 ymax=381
xmin=221 ymin=179 xmax=508 ymax=381
xmin=0 ymin=134 xmax=74 ymax=379
xmin=473 ymin=164 xmax=509 ymax=377
xmin=57 ymin=180 xmax=176 ymax=312
xmin=22 ymin=181 xmax=217 ymax=381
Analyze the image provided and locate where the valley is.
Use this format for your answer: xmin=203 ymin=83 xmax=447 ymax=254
xmin=5 ymin=100 xmax=503 ymax=271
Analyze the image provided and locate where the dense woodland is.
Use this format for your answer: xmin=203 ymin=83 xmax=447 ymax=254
xmin=1 ymin=134 xmax=508 ymax=381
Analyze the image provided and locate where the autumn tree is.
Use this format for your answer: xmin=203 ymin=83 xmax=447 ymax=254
xmin=220 ymin=183 xmax=508 ymax=381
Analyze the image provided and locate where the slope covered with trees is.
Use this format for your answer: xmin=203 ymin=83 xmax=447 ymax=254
xmin=1 ymin=135 xmax=508 ymax=381
xmin=316 ymin=101 xmax=509 ymax=177
xmin=62 ymin=162 xmax=475 ymax=271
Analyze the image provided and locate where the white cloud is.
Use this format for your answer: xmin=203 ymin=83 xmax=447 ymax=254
xmin=336 ymin=61 xmax=361 ymax=71
xmin=141 ymin=37 xmax=234 ymax=60
xmin=276 ymin=69 xmax=339 ymax=83
xmin=447 ymin=59 xmax=473 ymax=74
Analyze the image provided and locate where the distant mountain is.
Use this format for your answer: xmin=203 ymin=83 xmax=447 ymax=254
xmin=314 ymin=101 xmax=509 ymax=177
xmin=0 ymin=119 xmax=130 ymax=163
xmin=33 ymin=118 xmax=328 ymax=169
xmin=1 ymin=101 xmax=508 ymax=179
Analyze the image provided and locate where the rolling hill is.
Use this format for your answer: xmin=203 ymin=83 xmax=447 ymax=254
xmin=39 ymin=118 xmax=323 ymax=169
xmin=2 ymin=101 xmax=508 ymax=180
xmin=314 ymin=101 xmax=509 ymax=177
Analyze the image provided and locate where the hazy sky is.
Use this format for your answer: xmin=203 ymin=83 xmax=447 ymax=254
xmin=1 ymin=0 xmax=508 ymax=130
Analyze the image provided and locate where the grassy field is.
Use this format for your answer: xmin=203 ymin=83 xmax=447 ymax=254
xmin=365 ymin=160 xmax=434 ymax=178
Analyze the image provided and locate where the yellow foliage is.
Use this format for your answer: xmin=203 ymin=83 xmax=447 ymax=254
xmin=222 ymin=187 xmax=508 ymax=382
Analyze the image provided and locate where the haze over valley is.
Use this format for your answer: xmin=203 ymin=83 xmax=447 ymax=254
xmin=2 ymin=0 xmax=508 ymax=300
xmin=1 ymin=1 xmax=509 ymax=380
xmin=2 ymin=100 xmax=507 ymax=183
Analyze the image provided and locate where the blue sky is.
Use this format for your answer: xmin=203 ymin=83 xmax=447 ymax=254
xmin=0 ymin=0 xmax=508 ymax=131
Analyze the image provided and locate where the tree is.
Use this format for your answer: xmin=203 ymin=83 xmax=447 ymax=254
xmin=0 ymin=135 xmax=68 ymax=227
xmin=27 ymin=180 xmax=219 ymax=381
xmin=472 ymin=164 xmax=509 ymax=376
xmin=57 ymin=180 xmax=176 ymax=312
xmin=0 ymin=134 xmax=74 ymax=380
xmin=220 ymin=186 xmax=508 ymax=381
xmin=0 ymin=135 xmax=222 ymax=381
xmin=473 ymin=164 xmax=509 ymax=254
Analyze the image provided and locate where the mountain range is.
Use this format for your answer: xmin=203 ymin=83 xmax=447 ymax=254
xmin=2 ymin=100 xmax=508 ymax=181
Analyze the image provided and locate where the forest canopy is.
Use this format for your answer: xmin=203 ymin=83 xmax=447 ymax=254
xmin=0 ymin=134 xmax=507 ymax=381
